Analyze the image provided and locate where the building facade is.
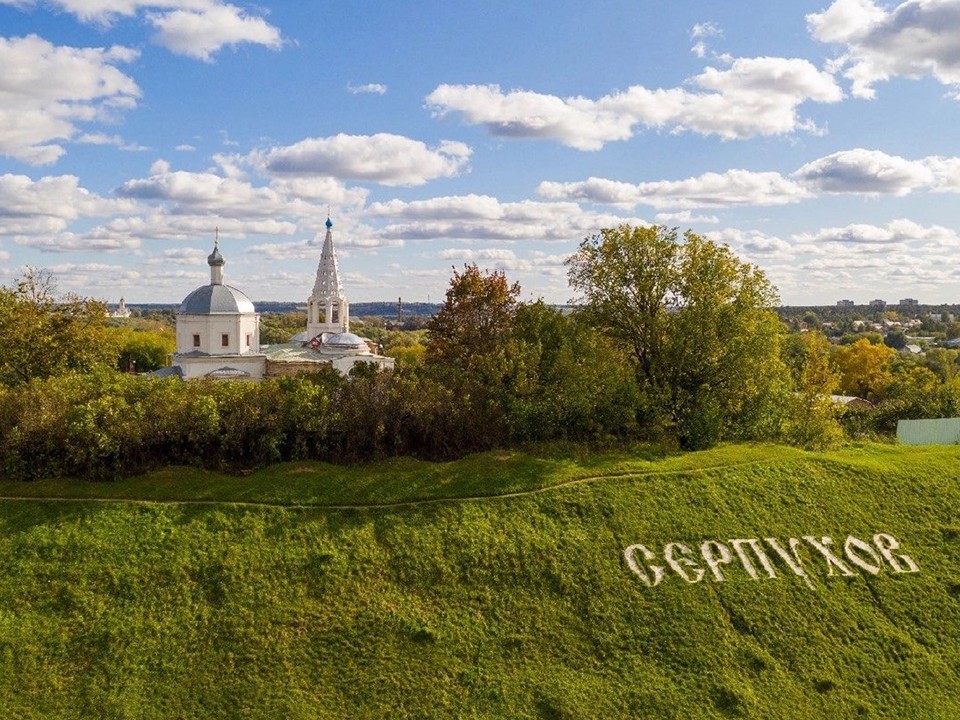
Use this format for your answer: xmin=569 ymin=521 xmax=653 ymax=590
xmin=171 ymin=239 xmax=266 ymax=380
xmin=165 ymin=220 xmax=393 ymax=380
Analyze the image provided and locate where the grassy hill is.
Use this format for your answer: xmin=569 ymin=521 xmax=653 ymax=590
xmin=0 ymin=443 xmax=958 ymax=719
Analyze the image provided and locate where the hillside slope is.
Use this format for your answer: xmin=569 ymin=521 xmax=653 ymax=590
xmin=0 ymin=444 xmax=958 ymax=719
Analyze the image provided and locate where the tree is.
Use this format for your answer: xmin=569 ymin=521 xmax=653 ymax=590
xmin=884 ymin=330 xmax=907 ymax=350
xmin=105 ymin=327 xmax=175 ymax=372
xmin=425 ymin=264 xmax=521 ymax=376
xmin=506 ymin=302 xmax=640 ymax=442
xmin=831 ymin=338 xmax=894 ymax=401
xmin=567 ymin=225 xmax=789 ymax=448
xmin=259 ymin=312 xmax=306 ymax=344
xmin=0 ymin=269 xmax=114 ymax=386
xmin=782 ymin=331 xmax=843 ymax=449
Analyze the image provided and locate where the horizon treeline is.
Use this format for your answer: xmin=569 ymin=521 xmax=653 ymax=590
xmin=3 ymin=225 xmax=960 ymax=481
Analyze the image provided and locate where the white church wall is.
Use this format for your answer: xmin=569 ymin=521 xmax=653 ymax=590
xmin=176 ymin=314 xmax=262 ymax=356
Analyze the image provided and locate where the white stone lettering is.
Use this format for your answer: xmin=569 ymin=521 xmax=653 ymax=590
xmin=700 ymin=541 xmax=734 ymax=582
xmin=624 ymin=544 xmax=664 ymax=587
xmin=764 ymin=537 xmax=814 ymax=589
xmin=803 ymin=536 xmax=856 ymax=577
xmin=625 ymin=532 xmax=918 ymax=589
xmin=664 ymin=543 xmax=705 ymax=583
xmin=843 ymin=536 xmax=882 ymax=575
xmin=730 ymin=538 xmax=777 ymax=580
xmin=873 ymin=533 xmax=920 ymax=573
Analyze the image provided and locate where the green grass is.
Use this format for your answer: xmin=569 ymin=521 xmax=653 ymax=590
xmin=1 ymin=443 xmax=959 ymax=718
xmin=0 ymin=443 xmax=806 ymax=506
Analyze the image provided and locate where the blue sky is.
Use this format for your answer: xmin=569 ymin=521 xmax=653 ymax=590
xmin=3 ymin=0 xmax=960 ymax=306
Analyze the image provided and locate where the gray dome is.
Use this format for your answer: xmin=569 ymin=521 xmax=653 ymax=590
xmin=179 ymin=284 xmax=255 ymax=314
xmin=322 ymin=332 xmax=367 ymax=349
xmin=208 ymin=244 xmax=225 ymax=267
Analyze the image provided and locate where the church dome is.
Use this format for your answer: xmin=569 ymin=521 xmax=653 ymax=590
xmin=179 ymin=284 xmax=255 ymax=314
xmin=322 ymin=332 xmax=367 ymax=349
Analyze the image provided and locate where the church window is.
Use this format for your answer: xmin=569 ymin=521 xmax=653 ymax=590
xmin=192 ymin=334 xmax=200 ymax=347
xmin=332 ymin=307 xmax=339 ymax=323
xmin=221 ymin=333 xmax=229 ymax=347
xmin=246 ymin=333 xmax=252 ymax=348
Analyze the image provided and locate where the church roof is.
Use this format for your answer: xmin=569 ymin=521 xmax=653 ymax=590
xmin=310 ymin=218 xmax=344 ymax=301
xmin=148 ymin=365 xmax=184 ymax=379
xmin=179 ymin=283 xmax=255 ymax=314
xmin=321 ymin=332 xmax=367 ymax=349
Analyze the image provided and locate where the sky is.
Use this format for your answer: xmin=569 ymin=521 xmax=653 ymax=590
xmin=3 ymin=0 xmax=960 ymax=307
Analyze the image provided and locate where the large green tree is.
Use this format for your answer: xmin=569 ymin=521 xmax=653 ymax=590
xmin=0 ymin=269 xmax=115 ymax=386
xmin=567 ymin=225 xmax=789 ymax=447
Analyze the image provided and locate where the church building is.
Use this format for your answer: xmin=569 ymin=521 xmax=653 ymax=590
xmin=164 ymin=219 xmax=394 ymax=380
xmin=169 ymin=237 xmax=266 ymax=380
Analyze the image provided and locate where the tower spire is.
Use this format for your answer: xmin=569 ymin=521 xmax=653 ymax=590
xmin=306 ymin=212 xmax=349 ymax=336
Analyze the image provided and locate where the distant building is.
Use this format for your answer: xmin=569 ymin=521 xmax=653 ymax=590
xmin=899 ymin=298 xmax=919 ymax=307
xmin=869 ymin=299 xmax=887 ymax=309
xmin=109 ymin=297 xmax=131 ymax=318
xmin=837 ymin=299 xmax=855 ymax=308
xmin=159 ymin=218 xmax=394 ymax=381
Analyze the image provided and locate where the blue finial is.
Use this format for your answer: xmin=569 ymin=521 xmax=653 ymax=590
xmin=326 ymin=216 xmax=333 ymax=230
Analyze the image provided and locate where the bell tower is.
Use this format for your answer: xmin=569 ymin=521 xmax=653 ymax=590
xmin=306 ymin=216 xmax=349 ymax=337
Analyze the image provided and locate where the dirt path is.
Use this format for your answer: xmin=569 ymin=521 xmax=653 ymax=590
xmin=0 ymin=459 xmax=772 ymax=512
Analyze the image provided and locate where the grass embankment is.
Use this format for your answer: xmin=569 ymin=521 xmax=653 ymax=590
xmin=0 ymin=443 xmax=958 ymax=718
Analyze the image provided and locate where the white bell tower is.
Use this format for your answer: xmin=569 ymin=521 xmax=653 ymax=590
xmin=306 ymin=216 xmax=349 ymax=337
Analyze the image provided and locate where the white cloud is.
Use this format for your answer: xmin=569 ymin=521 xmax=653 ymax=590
xmin=702 ymin=218 xmax=960 ymax=303
xmin=176 ymin=144 xmax=196 ymax=151
xmin=438 ymin=247 xmax=531 ymax=271
xmin=143 ymin=247 xmax=208 ymax=265
xmin=794 ymin=148 xmax=960 ymax=194
xmin=265 ymin=176 xmax=368 ymax=208
xmin=369 ymin=195 xmax=648 ymax=243
xmin=690 ymin=21 xmax=722 ymax=58
xmin=249 ymin=133 xmax=471 ymax=187
xmin=0 ymin=35 xmax=140 ymax=164
xmin=537 ymin=170 xmax=812 ymax=209
xmin=76 ymin=133 xmax=123 ymax=146
xmin=0 ymin=173 xmax=137 ymax=236
xmin=347 ymin=83 xmax=387 ymax=95
xmin=794 ymin=218 xmax=958 ymax=246
xmin=367 ymin=194 xmax=502 ymax=220
xmin=246 ymin=230 xmax=402 ymax=261
xmin=115 ymin=164 xmax=326 ymax=219
xmin=1 ymin=0 xmax=182 ymax=24
xmin=426 ymin=57 xmax=842 ymax=149
xmin=794 ymin=148 xmax=933 ymax=194
xmin=655 ymin=210 xmax=720 ymax=224
xmin=5 ymin=1 xmax=283 ymax=60
xmin=706 ymin=228 xmax=794 ymax=257
xmin=95 ymin=212 xmax=297 ymax=241
xmin=808 ymin=0 xmax=960 ymax=98
xmin=551 ymin=148 xmax=960 ymax=209
xmin=13 ymin=231 xmax=142 ymax=252
xmin=691 ymin=21 xmax=722 ymax=39
xmin=921 ymin=156 xmax=960 ymax=192
xmin=148 ymin=4 xmax=282 ymax=61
